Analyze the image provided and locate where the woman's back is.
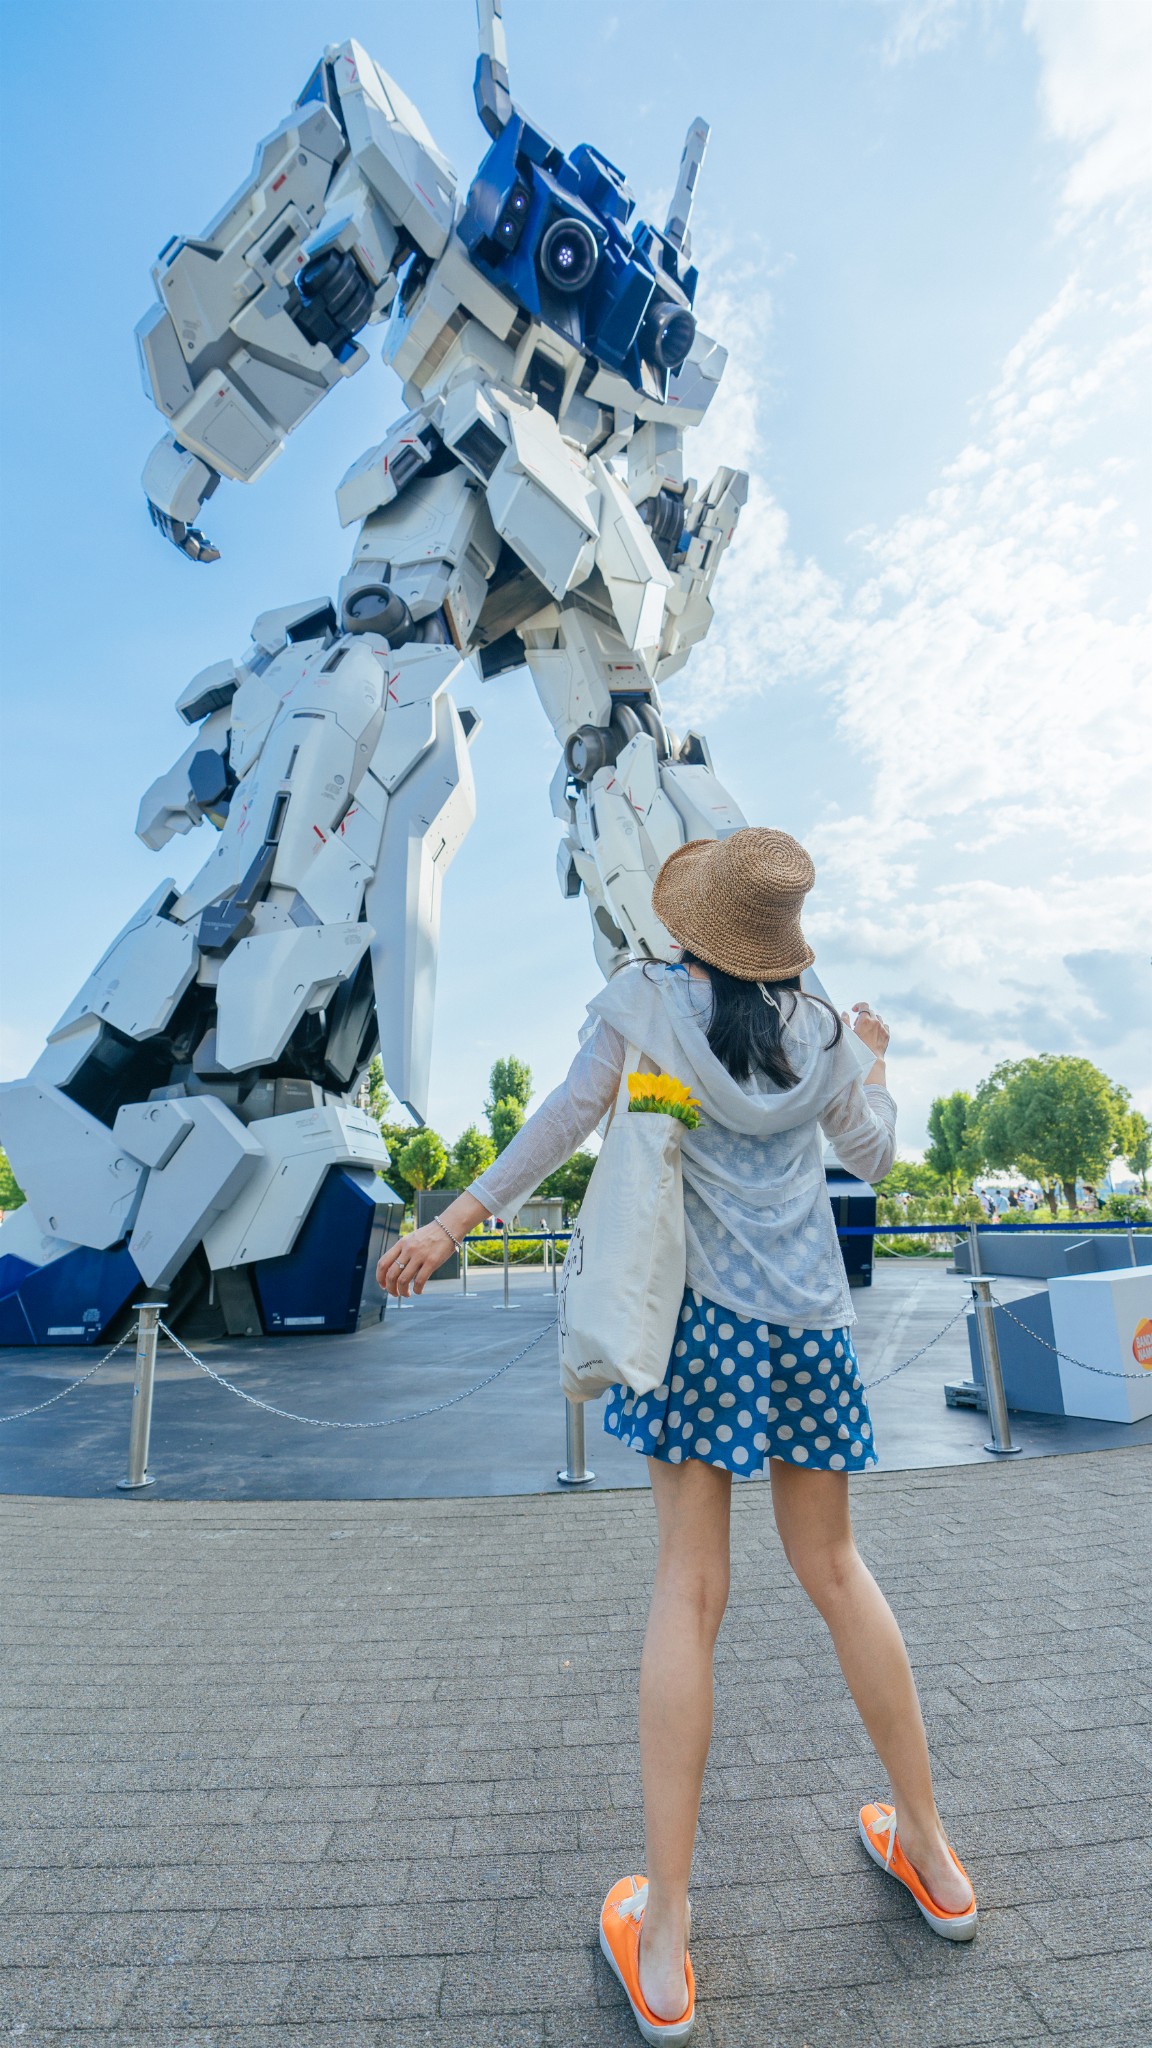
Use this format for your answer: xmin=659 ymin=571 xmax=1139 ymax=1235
xmin=585 ymin=962 xmax=896 ymax=1328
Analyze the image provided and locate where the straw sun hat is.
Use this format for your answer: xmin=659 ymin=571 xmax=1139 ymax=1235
xmin=652 ymin=827 xmax=816 ymax=982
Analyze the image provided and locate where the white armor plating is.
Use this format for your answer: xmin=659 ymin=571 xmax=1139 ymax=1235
xmin=0 ymin=7 xmax=749 ymax=1333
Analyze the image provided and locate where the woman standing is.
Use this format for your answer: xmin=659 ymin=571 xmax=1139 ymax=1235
xmin=377 ymin=829 xmax=976 ymax=2045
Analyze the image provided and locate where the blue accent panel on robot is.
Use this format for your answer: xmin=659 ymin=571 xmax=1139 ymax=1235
xmin=252 ymin=1166 xmax=377 ymax=1335
xmin=459 ymin=111 xmax=698 ymax=401
xmin=0 ymin=1242 xmax=141 ymax=1348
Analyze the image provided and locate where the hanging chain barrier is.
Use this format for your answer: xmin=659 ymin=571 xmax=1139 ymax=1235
xmin=156 ymin=1317 xmax=552 ymax=1429
xmin=858 ymin=1299 xmax=971 ymax=1390
xmin=1 ymin=1223 xmax=1144 ymax=1442
xmin=0 ymin=1324 xmax=138 ymax=1423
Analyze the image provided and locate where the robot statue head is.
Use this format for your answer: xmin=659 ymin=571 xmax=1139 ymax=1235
xmin=459 ymin=93 xmax=700 ymax=409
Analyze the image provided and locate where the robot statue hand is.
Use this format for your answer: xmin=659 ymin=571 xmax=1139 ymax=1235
xmin=290 ymin=247 xmax=377 ymax=359
xmin=146 ymin=501 xmax=221 ymax=564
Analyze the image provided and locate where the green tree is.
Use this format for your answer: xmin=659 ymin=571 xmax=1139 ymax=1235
xmin=360 ymin=1060 xmax=416 ymax=1203
xmin=875 ymin=1160 xmax=948 ymax=1199
xmin=363 ymin=1054 xmax=391 ymax=1125
xmin=482 ymin=1056 xmax=533 ymax=1155
xmin=0 ymin=1147 xmax=25 ymax=1211
xmin=489 ymin=1096 xmax=525 ymax=1154
xmin=924 ymin=1091 xmax=983 ymax=1194
xmin=443 ymin=1124 xmax=497 ymax=1189
xmin=487 ymin=1056 xmax=532 ymax=1116
xmin=373 ymin=1125 xmax=416 ymax=1204
xmin=1121 ymin=1109 xmax=1151 ymax=1193
xmin=396 ymin=1128 xmax=448 ymax=1193
xmin=538 ymin=1149 xmax=597 ymax=1218
xmin=975 ymin=1055 xmax=1129 ymax=1212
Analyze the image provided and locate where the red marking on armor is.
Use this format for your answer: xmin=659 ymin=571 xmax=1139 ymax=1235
xmin=271 ymin=173 xmax=287 ymax=193
xmin=605 ymin=777 xmax=616 ymax=790
xmin=415 ymin=181 xmax=436 ymax=210
xmin=387 ymin=680 xmax=399 ymax=703
xmin=313 ymin=825 xmax=327 ymax=843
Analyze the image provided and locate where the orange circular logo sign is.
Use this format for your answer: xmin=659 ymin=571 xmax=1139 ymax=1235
xmin=1133 ymin=1318 xmax=1152 ymax=1370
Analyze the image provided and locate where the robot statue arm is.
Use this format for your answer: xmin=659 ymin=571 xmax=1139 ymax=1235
xmin=138 ymin=41 xmax=456 ymax=564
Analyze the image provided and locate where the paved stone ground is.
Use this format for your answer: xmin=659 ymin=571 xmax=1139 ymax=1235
xmin=2 ymin=1446 xmax=1150 ymax=2047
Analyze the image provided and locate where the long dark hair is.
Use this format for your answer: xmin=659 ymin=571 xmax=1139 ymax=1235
xmin=677 ymin=951 xmax=843 ymax=1087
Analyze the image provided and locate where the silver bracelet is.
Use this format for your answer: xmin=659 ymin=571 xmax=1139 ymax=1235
xmin=432 ymin=1214 xmax=463 ymax=1252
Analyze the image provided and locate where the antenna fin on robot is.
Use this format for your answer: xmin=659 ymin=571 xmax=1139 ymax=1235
xmin=665 ymin=116 xmax=710 ymax=260
xmin=475 ymin=0 xmax=512 ymax=137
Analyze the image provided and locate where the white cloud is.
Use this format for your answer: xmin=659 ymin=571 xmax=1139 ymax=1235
xmin=666 ymin=1 xmax=1152 ymax=1138
xmin=1024 ymin=0 xmax=1152 ymax=211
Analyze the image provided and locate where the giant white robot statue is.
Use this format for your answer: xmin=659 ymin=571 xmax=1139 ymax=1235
xmin=0 ymin=4 xmax=748 ymax=1346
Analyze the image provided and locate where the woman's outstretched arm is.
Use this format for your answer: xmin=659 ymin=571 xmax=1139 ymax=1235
xmin=376 ymin=1020 xmax=626 ymax=1296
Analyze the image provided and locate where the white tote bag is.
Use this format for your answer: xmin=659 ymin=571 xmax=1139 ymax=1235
xmin=557 ymin=1046 xmax=687 ymax=1404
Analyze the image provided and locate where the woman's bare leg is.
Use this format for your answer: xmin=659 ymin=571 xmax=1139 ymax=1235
xmin=768 ymin=1461 xmax=972 ymax=1910
xmin=638 ymin=1455 xmax=732 ymax=2019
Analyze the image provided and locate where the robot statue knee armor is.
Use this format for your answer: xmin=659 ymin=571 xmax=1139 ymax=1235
xmin=0 ymin=6 xmax=748 ymax=1347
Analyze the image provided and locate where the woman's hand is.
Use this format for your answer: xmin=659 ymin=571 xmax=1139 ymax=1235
xmin=846 ymin=1002 xmax=890 ymax=1058
xmin=841 ymin=1002 xmax=889 ymax=1087
xmin=376 ymin=1192 xmax=488 ymax=1298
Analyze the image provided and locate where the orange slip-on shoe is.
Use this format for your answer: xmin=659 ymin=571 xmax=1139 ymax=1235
xmin=858 ymin=1802 xmax=978 ymax=1940
xmin=599 ymin=1876 xmax=696 ymax=2045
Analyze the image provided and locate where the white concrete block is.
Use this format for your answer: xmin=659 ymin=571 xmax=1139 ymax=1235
xmin=1048 ymin=1267 xmax=1152 ymax=1422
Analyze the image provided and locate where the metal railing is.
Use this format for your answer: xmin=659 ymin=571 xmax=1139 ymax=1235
xmin=458 ymin=1228 xmax=568 ymax=1303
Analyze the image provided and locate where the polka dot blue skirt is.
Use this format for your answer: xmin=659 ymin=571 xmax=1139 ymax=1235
xmin=603 ymin=1287 xmax=878 ymax=1476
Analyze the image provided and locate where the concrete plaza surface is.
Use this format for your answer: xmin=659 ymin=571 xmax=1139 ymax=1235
xmin=2 ymin=1445 xmax=1151 ymax=2046
xmin=4 ymin=1263 xmax=1151 ymax=1503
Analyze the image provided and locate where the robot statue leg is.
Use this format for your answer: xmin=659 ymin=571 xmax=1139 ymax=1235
xmin=522 ymin=602 xmax=746 ymax=976
xmin=0 ymin=589 xmax=481 ymax=1345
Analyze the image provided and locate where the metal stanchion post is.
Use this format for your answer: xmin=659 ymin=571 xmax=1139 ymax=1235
xmin=117 ymin=1304 xmax=164 ymax=1491
xmin=551 ymin=1232 xmax=559 ymax=1295
xmin=503 ymin=1222 xmax=510 ymax=1308
xmin=461 ymin=1236 xmax=469 ymax=1295
xmin=1128 ymin=1226 xmax=1138 ymax=1267
xmin=968 ymin=1225 xmax=1020 ymax=1456
xmin=557 ymin=1396 xmax=595 ymax=1486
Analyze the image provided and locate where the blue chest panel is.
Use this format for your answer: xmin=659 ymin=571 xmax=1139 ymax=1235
xmin=458 ymin=113 xmax=698 ymax=402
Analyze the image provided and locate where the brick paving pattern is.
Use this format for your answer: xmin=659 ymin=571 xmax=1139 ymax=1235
xmin=2 ymin=1445 xmax=1150 ymax=2046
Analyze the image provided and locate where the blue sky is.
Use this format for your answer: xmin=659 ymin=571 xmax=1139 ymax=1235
xmin=1 ymin=0 xmax=1148 ymax=1151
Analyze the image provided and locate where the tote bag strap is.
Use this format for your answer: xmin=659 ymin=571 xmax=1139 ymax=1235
xmin=609 ymin=1041 xmax=660 ymax=1122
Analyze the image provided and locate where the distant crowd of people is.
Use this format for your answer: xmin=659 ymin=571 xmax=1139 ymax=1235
xmin=887 ymin=1182 xmax=1106 ymax=1218
xmin=973 ymin=1181 xmax=1103 ymax=1217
